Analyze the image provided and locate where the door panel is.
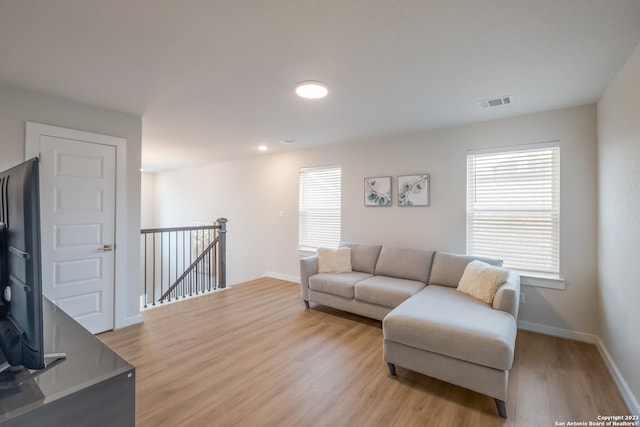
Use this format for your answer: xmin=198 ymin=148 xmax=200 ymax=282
xmin=39 ymin=136 xmax=116 ymax=333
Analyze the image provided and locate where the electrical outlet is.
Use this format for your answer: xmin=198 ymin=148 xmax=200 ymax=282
xmin=520 ymin=292 xmax=526 ymax=304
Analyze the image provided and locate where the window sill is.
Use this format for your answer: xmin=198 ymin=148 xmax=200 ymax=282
xmin=297 ymin=247 xmax=316 ymax=258
xmin=519 ymin=273 xmax=565 ymax=290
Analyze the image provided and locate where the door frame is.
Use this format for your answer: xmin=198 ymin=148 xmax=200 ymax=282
xmin=25 ymin=121 xmax=129 ymax=331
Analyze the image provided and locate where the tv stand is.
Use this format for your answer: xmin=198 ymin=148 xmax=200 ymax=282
xmin=0 ymin=298 xmax=135 ymax=426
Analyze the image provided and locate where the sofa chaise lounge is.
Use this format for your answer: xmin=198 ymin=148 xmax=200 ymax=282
xmin=299 ymin=242 xmax=520 ymax=418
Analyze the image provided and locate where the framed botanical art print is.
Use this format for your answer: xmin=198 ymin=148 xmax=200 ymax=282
xmin=364 ymin=176 xmax=391 ymax=206
xmin=398 ymin=174 xmax=430 ymax=206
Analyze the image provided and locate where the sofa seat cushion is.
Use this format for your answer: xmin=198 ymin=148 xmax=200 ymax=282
xmin=308 ymin=272 xmax=373 ymax=299
xmin=383 ymin=286 xmax=517 ymax=370
xmin=355 ymin=276 xmax=426 ymax=307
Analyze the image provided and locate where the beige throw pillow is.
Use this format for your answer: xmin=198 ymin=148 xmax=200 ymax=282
xmin=457 ymin=260 xmax=509 ymax=304
xmin=317 ymin=247 xmax=352 ymax=274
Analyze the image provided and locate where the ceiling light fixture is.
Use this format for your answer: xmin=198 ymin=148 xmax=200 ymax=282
xmin=295 ymin=81 xmax=328 ymax=99
xmin=258 ymin=145 xmax=268 ymax=151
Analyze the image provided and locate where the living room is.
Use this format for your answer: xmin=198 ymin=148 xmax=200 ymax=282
xmin=0 ymin=1 xmax=639 ymax=425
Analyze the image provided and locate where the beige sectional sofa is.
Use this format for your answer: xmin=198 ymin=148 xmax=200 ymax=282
xmin=299 ymin=242 xmax=520 ymax=418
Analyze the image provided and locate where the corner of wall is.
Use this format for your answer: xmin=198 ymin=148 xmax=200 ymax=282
xmin=596 ymin=337 xmax=640 ymax=415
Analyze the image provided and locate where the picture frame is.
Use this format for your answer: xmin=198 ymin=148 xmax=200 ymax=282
xmin=364 ymin=176 xmax=392 ymax=206
xmin=398 ymin=174 xmax=430 ymax=206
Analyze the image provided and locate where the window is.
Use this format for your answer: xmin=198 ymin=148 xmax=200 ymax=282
xmin=467 ymin=142 xmax=560 ymax=276
xmin=299 ymin=165 xmax=341 ymax=250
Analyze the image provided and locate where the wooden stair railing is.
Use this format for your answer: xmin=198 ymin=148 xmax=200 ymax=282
xmin=140 ymin=218 xmax=227 ymax=308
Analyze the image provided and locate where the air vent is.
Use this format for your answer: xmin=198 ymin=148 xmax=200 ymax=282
xmin=480 ymin=96 xmax=513 ymax=109
xmin=278 ymin=139 xmax=299 ymax=145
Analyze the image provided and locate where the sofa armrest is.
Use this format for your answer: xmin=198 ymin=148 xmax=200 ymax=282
xmin=492 ymin=270 xmax=521 ymax=318
xmin=299 ymin=255 xmax=318 ymax=301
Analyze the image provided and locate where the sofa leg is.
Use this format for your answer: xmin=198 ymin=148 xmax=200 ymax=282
xmin=494 ymin=399 xmax=507 ymax=418
xmin=303 ymin=300 xmax=309 ymax=309
xmin=387 ymin=362 xmax=397 ymax=376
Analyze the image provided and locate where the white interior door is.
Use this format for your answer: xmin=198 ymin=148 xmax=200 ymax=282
xmin=37 ymin=136 xmax=117 ymax=334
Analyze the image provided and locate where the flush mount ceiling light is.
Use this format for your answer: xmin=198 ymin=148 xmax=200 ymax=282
xmin=295 ymin=81 xmax=328 ymax=99
xmin=258 ymin=145 xmax=268 ymax=152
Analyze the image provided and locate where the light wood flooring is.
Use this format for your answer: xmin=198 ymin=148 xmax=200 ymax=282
xmin=99 ymin=277 xmax=628 ymax=427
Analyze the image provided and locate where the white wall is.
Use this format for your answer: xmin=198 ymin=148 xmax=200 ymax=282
xmin=597 ymin=41 xmax=640 ymax=414
xmin=0 ymin=82 xmax=143 ymax=329
xmin=154 ymin=104 xmax=599 ymax=336
xmin=140 ymin=172 xmax=156 ymax=229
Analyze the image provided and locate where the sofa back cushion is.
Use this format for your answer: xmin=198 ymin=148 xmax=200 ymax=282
xmin=429 ymin=251 xmax=503 ymax=288
xmin=339 ymin=242 xmax=382 ymax=275
xmin=374 ymin=246 xmax=435 ymax=284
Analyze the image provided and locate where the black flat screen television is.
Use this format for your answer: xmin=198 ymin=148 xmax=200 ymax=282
xmin=0 ymin=158 xmax=46 ymax=372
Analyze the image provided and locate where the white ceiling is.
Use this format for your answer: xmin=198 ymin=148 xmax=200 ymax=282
xmin=1 ymin=1 xmax=640 ymax=172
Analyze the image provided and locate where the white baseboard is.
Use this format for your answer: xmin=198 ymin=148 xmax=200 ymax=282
xmin=596 ymin=337 xmax=640 ymax=415
xmin=518 ymin=320 xmax=639 ymax=414
xmin=115 ymin=314 xmax=143 ymax=330
xmin=517 ymin=320 xmax=597 ymax=343
xmin=264 ymin=271 xmax=299 ymax=283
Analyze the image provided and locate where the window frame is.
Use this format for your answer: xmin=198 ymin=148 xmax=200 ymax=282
xmin=298 ymin=164 xmax=342 ymax=251
xmin=466 ymin=141 xmax=561 ymax=280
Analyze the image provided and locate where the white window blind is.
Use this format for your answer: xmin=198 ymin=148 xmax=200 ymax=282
xmin=467 ymin=143 xmax=560 ymax=276
xmin=299 ymin=165 xmax=341 ymax=250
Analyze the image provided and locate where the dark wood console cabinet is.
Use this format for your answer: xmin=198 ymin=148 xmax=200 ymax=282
xmin=0 ymin=298 xmax=135 ymax=426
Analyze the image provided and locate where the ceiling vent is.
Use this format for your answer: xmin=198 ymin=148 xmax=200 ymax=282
xmin=480 ymin=96 xmax=513 ymax=109
xmin=278 ymin=139 xmax=299 ymax=145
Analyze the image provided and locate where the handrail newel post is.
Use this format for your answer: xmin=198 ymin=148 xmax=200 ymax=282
xmin=216 ymin=218 xmax=228 ymax=289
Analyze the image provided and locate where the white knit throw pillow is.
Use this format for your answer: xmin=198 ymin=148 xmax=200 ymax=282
xmin=317 ymin=247 xmax=352 ymax=274
xmin=457 ymin=260 xmax=509 ymax=304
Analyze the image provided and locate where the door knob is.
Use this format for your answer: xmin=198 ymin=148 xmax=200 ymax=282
xmin=97 ymin=244 xmax=113 ymax=252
